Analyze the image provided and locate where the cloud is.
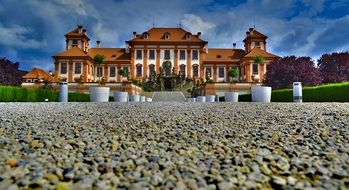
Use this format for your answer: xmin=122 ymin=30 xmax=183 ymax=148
xmin=181 ymin=14 xmax=216 ymax=34
xmin=0 ymin=24 xmax=46 ymax=49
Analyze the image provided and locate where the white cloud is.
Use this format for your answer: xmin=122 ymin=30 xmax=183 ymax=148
xmin=0 ymin=24 xmax=46 ymax=49
xmin=181 ymin=14 xmax=216 ymax=34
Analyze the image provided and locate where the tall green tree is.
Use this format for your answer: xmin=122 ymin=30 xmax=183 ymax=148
xmin=94 ymin=54 xmax=105 ymax=84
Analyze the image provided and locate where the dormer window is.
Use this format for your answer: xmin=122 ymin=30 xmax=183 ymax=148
xmin=217 ymin=54 xmax=221 ymax=58
xmin=142 ymin=32 xmax=149 ymax=39
xmin=185 ymin=33 xmax=192 ymax=40
xmin=164 ymin=32 xmax=170 ymax=40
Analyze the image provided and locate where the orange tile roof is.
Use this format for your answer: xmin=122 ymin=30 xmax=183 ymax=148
xmin=88 ymin=48 xmax=131 ymax=62
xmin=23 ymin=68 xmax=53 ymax=81
xmin=128 ymin=27 xmax=206 ymax=43
xmin=52 ymin=46 xmax=89 ymax=57
xmin=244 ymin=47 xmax=279 ymax=58
xmin=243 ymin=29 xmax=267 ymax=42
xmin=204 ymin=48 xmax=245 ymax=63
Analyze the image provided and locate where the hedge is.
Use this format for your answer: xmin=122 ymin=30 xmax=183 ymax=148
xmin=0 ymin=86 xmax=89 ymax=102
xmin=238 ymin=82 xmax=349 ymax=102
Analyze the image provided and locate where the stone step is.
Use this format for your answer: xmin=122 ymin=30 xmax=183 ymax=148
xmin=152 ymin=91 xmax=186 ymax=102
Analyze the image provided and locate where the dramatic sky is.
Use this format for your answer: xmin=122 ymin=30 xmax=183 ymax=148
xmin=0 ymin=0 xmax=348 ymax=71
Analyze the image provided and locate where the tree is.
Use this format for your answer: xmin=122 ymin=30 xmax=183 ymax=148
xmin=93 ymin=54 xmax=105 ymax=84
xmin=253 ymin=56 xmax=265 ymax=64
xmin=264 ymin=56 xmax=322 ymax=89
xmin=228 ymin=68 xmax=238 ymax=82
xmin=0 ymin=57 xmax=25 ymax=86
xmin=317 ymin=52 xmax=349 ymax=84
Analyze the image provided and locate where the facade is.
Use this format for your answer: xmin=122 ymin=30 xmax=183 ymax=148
xmin=52 ymin=25 xmax=279 ymax=85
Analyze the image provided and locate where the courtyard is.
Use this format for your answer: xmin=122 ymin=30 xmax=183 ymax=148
xmin=0 ymin=102 xmax=348 ymax=189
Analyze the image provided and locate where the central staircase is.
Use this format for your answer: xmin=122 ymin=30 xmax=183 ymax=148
xmin=152 ymin=91 xmax=186 ymax=102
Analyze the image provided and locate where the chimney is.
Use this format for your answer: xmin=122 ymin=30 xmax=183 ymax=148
xmin=133 ymin=32 xmax=137 ymax=38
xmin=246 ymin=31 xmax=250 ymax=36
xmin=249 ymin=28 xmax=254 ymax=35
xmin=78 ymin=25 xmax=83 ymax=33
xmin=82 ymin=29 xmax=86 ymax=34
xmin=96 ymin=40 xmax=100 ymax=48
xmin=197 ymin=32 xmax=201 ymax=38
xmin=233 ymin=43 xmax=236 ymax=49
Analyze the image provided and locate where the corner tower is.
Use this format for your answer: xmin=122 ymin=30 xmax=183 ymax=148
xmin=243 ymin=28 xmax=267 ymax=52
xmin=65 ymin=25 xmax=90 ymax=52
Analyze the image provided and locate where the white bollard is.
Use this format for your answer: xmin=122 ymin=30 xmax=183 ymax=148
xmin=129 ymin=95 xmax=140 ymax=102
xmin=293 ymin=82 xmax=302 ymax=103
xmin=205 ymin=95 xmax=215 ymax=102
xmin=140 ymin=96 xmax=146 ymax=102
xmin=197 ymin=96 xmax=206 ymax=102
xmin=59 ymin=82 xmax=68 ymax=102
xmin=146 ymin=97 xmax=152 ymax=102
xmin=114 ymin=91 xmax=128 ymax=102
xmin=225 ymin=92 xmax=239 ymax=102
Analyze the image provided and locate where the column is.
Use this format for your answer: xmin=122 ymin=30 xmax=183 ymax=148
xmin=187 ymin=49 xmax=191 ymax=78
xmin=174 ymin=48 xmax=178 ymax=74
xmin=156 ymin=48 xmax=160 ymax=74
xmin=68 ymin=60 xmax=73 ymax=82
xmin=130 ymin=48 xmax=135 ymax=78
xmin=83 ymin=61 xmax=88 ymax=82
xmin=213 ymin=66 xmax=217 ymax=81
xmin=117 ymin=66 xmax=121 ymax=82
xmin=54 ymin=61 xmax=59 ymax=82
xmin=200 ymin=50 xmax=205 ymax=78
xmin=246 ymin=62 xmax=251 ymax=82
xmin=104 ymin=64 xmax=108 ymax=82
xmin=260 ymin=63 xmax=265 ymax=82
xmin=143 ymin=49 xmax=148 ymax=78
xmin=226 ymin=64 xmax=230 ymax=82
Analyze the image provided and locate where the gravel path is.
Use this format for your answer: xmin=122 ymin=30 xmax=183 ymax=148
xmin=0 ymin=102 xmax=348 ymax=189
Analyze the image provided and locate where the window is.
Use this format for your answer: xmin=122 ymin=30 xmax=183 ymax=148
xmin=164 ymin=33 xmax=170 ymax=40
xmin=149 ymin=65 xmax=155 ymax=76
xmin=136 ymin=65 xmax=142 ymax=76
xmin=255 ymin=41 xmax=260 ymax=46
xmin=206 ymin=67 xmax=212 ymax=78
xmin=219 ymin=67 xmax=225 ymax=78
xmin=75 ymin=63 xmax=81 ymax=74
xmin=186 ymin=33 xmax=191 ymax=40
xmin=136 ymin=50 xmax=142 ymax=60
xmin=253 ymin=63 xmax=259 ymax=74
xmin=110 ymin=67 xmax=116 ymax=77
xmin=179 ymin=50 xmax=185 ymax=60
xmin=192 ymin=50 xmax=198 ymax=60
xmin=97 ymin=67 xmax=103 ymax=77
xmin=180 ymin=65 xmax=186 ymax=78
xmin=149 ymin=50 xmax=155 ymax=60
xmin=61 ymin=63 xmax=67 ymax=74
xmin=193 ymin=65 xmax=199 ymax=77
xmin=164 ymin=50 xmax=170 ymax=60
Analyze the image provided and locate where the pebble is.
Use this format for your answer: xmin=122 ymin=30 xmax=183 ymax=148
xmin=0 ymin=102 xmax=348 ymax=189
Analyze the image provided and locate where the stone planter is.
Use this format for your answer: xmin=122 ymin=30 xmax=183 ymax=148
xmin=205 ymin=95 xmax=215 ymax=102
xmin=197 ymin=96 xmax=206 ymax=102
xmin=225 ymin=92 xmax=239 ymax=102
xmin=251 ymin=86 xmax=272 ymax=103
xmin=129 ymin=95 xmax=140 ymax=102
xmin=113 ymin=91 xmax=128 ymax=102
xmin=140 ymin=96 xmax=146 ymax=102
xmin=146 ymin=97 xmax=152 ymax=102
xmin=89 ymin=87 xmax=110 ymax=102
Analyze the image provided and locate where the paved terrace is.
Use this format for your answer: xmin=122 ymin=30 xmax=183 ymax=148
xmin=0 ymin=102 xmax=348 ymax=189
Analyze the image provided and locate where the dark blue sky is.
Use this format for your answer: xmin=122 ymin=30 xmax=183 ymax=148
xmin=0 ymin=0 xmax=348 ymax=71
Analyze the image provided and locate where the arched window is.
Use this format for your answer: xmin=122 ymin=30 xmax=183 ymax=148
xmin=193 ymin=65 xmax=199 ymax=77
xmin=180 ymin=65 xmax=186 ymax=78
xmin=149 ymin=64 xmax=155 ymax=76
xmin=185 ymin=33 xmax=192 ymax=40
xmin=164 ymin=32 xmax=170 ymax=40
xmin=136 ymin=64 xmax=142 ymax=76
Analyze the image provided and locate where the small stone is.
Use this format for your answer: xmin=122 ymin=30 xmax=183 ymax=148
xmin=287 ymin=176 xmax=297 ymax=185
xmin=44 ymin=173 xmax=59 ymax=182
xmin=272 ymin=176 xmax=286 ymax=186
xmin=218 ymin=181 xmax=234 ymax=190
xmin=6 ymin=159 xmax=17 ymax=167
xmin=56 ymin=182 xmax=70 ymax=190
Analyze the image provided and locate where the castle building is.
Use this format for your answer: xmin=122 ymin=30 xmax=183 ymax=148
xmin=52 ymin=25 xmax=278 ymax=85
